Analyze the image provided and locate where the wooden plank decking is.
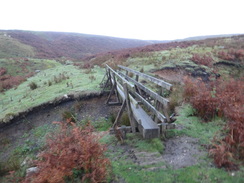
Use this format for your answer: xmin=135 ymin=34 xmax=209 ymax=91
xmin=130 ymin=103 xmax=159 ymax=139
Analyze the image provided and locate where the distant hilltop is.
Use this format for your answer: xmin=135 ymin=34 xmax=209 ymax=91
xmin=0 ymin=30 xmax=242 ymax=60
xmin=0 ymin=30 xmax=159 ymax=59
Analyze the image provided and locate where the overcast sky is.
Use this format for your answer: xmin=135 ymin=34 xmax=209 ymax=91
xmin=0 ymin=0 xmax=243 ymax=40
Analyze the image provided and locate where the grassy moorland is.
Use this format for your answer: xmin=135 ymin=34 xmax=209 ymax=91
xmin=0 ymin=34 xmax=244 ymax=182
xmin=0 ymin=60 xmax=104 ymax=123
xmin=0 ymin=33 xmax=34 ymax=58
xmin=100 ymin=106 xmax=244 ymax=183
xmin=88 ymin=35 xmax=244 ymax=79
xmin=85 ymin=34 xmax=244 ymax=181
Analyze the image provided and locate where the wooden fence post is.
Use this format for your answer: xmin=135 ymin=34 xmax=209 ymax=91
xmin=123 ymin=82 xmax=136 ymax=133
xmin=112 ymin=100 xmax=126 ymax=128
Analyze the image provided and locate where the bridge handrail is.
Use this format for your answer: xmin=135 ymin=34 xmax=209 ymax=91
xmin=118 ymin=71 xmax=169 ymax=106
xmin=118 ymin=65 xmax=172 ymax=90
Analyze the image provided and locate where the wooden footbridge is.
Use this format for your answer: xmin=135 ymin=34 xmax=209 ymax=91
xmin=101 ymin=65 xmax=175 ymax=139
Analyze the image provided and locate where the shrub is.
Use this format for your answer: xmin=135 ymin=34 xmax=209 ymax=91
xmin=89 ymin=75 xmax=96 ymax=82
xmin=28 ymin=82 xmax=38 ymax=90
xmin=0 ymin=75 xmax=27 ymax=92
xmin=218 ymin=49 xmax=244 ymax=62
xmin=120 ymin=112 xmax=130 ymax=126
xmin=48 ymin=80 xmax=52 ymax=86
xmin=108 ymin=113 xmax=116 ymax=124
xmin=191 ymin=53 xmax=213 ymax=66
xmin=84 ymin=68 xmax=92 ymax=74
xmin=80 ymin=63 xmax=94 ymax=69
xmin=23 ymin=122 xmax=110 ymax=183
xmin=183 ymin=77 xmax=244 ymax=169
xmin=0 ymin=67 xmax=7 ymax=76
xmin=62 ymin=111 xmax=76 ymax=123
xmin=0 ymin=156 xmax=21 ymax=177
xmin=53 ymin=73 xmax=69 ymax=84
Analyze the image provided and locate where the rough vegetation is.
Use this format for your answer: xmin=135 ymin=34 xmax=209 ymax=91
xmin=22 ymin=121 xmax=110 ymax=183
xmin=1 ymin=33 xmax=244 ymax=182
xmin=184 ymin=77 xmax=244 ymax=169
xmin=0 ymin=63 xmax=104 ymax=123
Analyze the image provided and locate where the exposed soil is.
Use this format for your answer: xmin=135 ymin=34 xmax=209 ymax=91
xmin=0 ymin=94 xmax=120 ymax=162
xmin=154 ymin=67 xmax=211 ymax=83
xmin=109 ymin=133 xmax=207 ymax=172
xmin=162 ymin=135 xmax=206 ymax=169
xmin=154 ymin=68 xmax=187 ymax=83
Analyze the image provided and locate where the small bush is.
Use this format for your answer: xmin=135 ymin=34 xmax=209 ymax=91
xmin=28 ymin=82 xmax=38 ymax=90
xmin=62 ymin=111 xmax=76 ymax=123
xmin=89 ymin=75 xmax=96 ymax=82
xmin=218 ymin=49 xmax=244 ymax=62
xmin=120 ymin=112 xmax=130 ymax=126
xmin=191 ymin=53 xmax=213 ymax=66
xmin=0 ymin=75 xmax=27 ymax=91
xmin=48 ymin=80 xmax=52 ymax=86
xmin=53 ymin=72 xmax=69 ymax=84
xmin=183 ymin=77 xmax=244 ymax=169
xmin=0 ymin=156 xmax=21 ymax=177
xmin=80 ymin=63 xmax=93 ymax=69
xmin=0 ymin=67 xmax=7 ymax=76
xmin=108 ymin=113 xmax=116 ymax=124
xmin=84 ymin=68 xmax=92 ymax=74
xmin=23 ymin=122 xmax=110 ymax=183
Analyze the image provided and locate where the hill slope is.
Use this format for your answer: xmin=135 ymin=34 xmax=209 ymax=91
xmin=0 ymin=30 xmax=157 ymax=59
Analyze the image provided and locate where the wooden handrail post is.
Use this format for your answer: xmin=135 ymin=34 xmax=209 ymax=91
xmin=123 ymin=82 xmax=136 ymax=133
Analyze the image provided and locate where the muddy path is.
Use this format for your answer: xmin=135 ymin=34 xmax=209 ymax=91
xmin=0 ymin=94 xmax=120 ymax=162
xmin=108 ymin=134 xmax=207 ymax=173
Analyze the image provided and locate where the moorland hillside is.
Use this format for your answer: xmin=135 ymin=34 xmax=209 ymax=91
xmin=0 ymin=33 xmax=244 ymax=182
xmin=0 ymin=30 xmax=159 ymax=59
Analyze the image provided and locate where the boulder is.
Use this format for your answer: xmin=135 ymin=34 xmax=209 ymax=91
xmin=26 ymin=167 xmax=39 ymax=177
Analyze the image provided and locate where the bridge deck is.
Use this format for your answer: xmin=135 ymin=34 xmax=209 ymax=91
xmin=130 ymin=103 xmax=159 ymax=139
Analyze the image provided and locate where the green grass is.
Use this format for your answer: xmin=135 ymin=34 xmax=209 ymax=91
xmin=104 ymin=133 xmax=244 ymax=183
xmin=0 ymin=33 xmax=35 ymax=58
xmin=92 ymin=117 xmax=112 ymax=131
xmin=0 ymin=58 xmax=61 ymax=76
xmin=172 ymin=104 xmax=226 ymax=144
xmin=101 ymin=104 xmax=244 ymax=183
xmin=111 ymin=162 xmax=243 ymax=183
xmin=120 ymin=45 xmax=219 ymax=85
xmin=0 ymin=65 xmax=105 ymax=123
xmin=124 ymin=133 xmax=164 ymax=154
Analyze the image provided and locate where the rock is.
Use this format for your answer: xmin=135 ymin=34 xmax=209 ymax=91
xmin=26 ymin=167 xmax=39 ymax=177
